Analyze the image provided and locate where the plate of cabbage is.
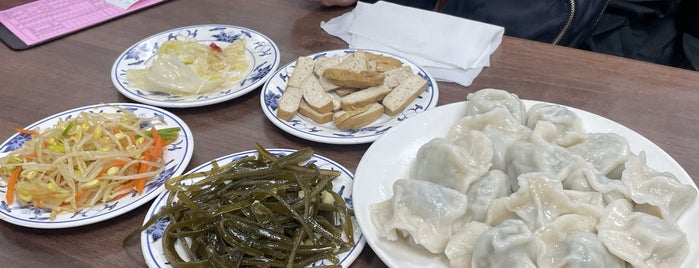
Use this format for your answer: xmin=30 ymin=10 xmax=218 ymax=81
xmin=112 ymin=24 xmax=280 ymax=108
xmin=0 ymin=103 xmax=194 ymax=229
xmin=135 ymin=145 xmax=365 ymax=267
xmin=353 ymin=88 xmax=699 ymax=268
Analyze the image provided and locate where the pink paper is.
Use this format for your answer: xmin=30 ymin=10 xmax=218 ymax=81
xmin=0 ymin=0 xmax=166 ymax=46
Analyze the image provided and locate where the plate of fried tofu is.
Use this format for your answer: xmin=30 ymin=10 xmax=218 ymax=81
xmin=260 ymin=49 xmax=439 ymax=144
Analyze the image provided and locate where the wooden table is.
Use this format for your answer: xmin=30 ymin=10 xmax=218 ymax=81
xmin=1 ymin=0 xmax=698 ymax=267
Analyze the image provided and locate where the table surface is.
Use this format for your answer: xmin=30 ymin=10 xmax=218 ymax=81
xmin=1 ymin=0 xmax=698 ymax=267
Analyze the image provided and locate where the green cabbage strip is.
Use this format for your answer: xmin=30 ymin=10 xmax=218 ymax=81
xmin=124 ymin=145 xmax=353 ymax=268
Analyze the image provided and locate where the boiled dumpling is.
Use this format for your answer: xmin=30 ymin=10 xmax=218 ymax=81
xmin=564 ymin=188 xmax=606 ymax=209
xmin=526 ymin=103 xmax=584 ymax=146
xmin=505 ymin=140 xmax=582 ymax=191
xmin=567 ymin=133 xmax=630 ymax=179
xmin=535 ymin=214 xmax=625 ymax=268
xmin=535 ymin=214 xmax=597 ymax=246
xmin=465 ymin=88 xmax=528 ymax=125
xmin=444 ymin=221 xmax=491 ymax=268
xmin=370 ymin=179 xmax=469 ymax=253
xmin=484 ymin=196 xmax=519 ymax=227
xmin=464 ymin=170 xmax=511 ymax=222
xmin=471 ymin=219 xmax=543 ymax=268
xmin=544 ymin=232 xmax=625 ymax=268
xmin=448 ymin=107 xmax=531 ymax=171
xmin=411 ymin=134 xmax=492 ymax=193
xmin=561 ymin=164 xmax=598 ymax=191
xmin=621 ymin=152 xmax=697 ymax=222
xmin=563 ymin=165 xmax=630 ymax=204
xmin=597 ymin=199 xmax=689 ymax=268
xmin=487 ymin=173 xmax=604 ymax=230
xmin=529 ymin=120 xmax=573 ymax=146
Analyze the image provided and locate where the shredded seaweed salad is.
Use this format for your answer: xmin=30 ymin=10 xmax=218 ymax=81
xmin=126 ymin=144 xmax=355 ymax=268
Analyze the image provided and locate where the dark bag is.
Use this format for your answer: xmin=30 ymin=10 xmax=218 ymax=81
xmin=440 ymin=0 xmax=610 ymax=47
xmin=581 ymin=0 xmax=699 ymax=70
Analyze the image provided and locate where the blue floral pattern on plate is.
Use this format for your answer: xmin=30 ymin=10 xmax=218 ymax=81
xmin=260 ymin=49 xmax=439 ymax=144
xmin=141 ymin=149 xmax=365 ymax=268
xmin=111 ymin=24 xmax=280 ymax=108
xmin=0 ymin=103 xmax=194 ymax=229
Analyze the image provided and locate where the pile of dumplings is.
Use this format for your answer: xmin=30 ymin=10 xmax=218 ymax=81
xmin=370 ymin=88 xmax=697 ymax=268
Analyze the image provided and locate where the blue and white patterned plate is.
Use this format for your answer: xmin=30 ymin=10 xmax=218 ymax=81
xmin=141 ymin=149 xmax=366 ymax=268
xmin=260 ymin=49 xmax=439 ymax=144
xmin=112 ymin=24 xmax=280 ymax=108
xmin=0 ymin=103 xmax=194 ymax=229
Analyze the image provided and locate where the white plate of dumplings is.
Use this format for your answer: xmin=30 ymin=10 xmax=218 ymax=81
xmin=353 ymin=88 xmax=699 ymax=268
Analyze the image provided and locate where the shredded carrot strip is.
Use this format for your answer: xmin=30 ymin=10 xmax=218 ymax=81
xmin=134 ymin=178 xmax=146 ymax=195
xmin=5 ymin=167 xmax=21 ymax=204
xmin=16 ymin=128 xmax=39 ymax=136
xmin=74 ymin=188 xmax=88 ymax=201
xmin=24 ymin=151 xmax=37 ymax=161
xmin=139 ymin=150 xmax=152 ymax=174
xmin=96 ymin=160 xmax=128 ymax=177
xmin=135 ymin=150 xmax=152 ymax=195
xmin=150 ymin=127 xmax=164 ymax=160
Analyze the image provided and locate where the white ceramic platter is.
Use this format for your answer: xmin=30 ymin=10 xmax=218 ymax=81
xmin=141 ymin=149 xmax=366 ymax=267
xmin=260 ymin=49 xmax=439 ymax=144
xmin=0 ymin=103 xmax=194 ymax=229
xmin=112 ymin=24 xmax=280 ymax=108
xmin=352 ymin=100 xmax=699 ymax=268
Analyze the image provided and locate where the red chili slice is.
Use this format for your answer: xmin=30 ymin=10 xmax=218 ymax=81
xmin=209 ymin=43 xmax=222 ymax=53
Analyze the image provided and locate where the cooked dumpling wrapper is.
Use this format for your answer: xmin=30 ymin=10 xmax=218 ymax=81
xmin=486 ymin=173 xmax=604 ymax=230
xmin=563 ymin=165 xmax=630 ymax=204
xmin=545 ymin=232 xmax=625 ymax=268
xmin=535 ymin=214 xmax=625 ymax=268
xmin=464 ymin=170 xmax=511 ymax=222
xmin=597 ymin=199 xmax=689 ymax=268
xmin=567 ymin=132 xmax=631 ymax=179
xmin=370 ymin=179 xmax=469 ymax=253
xmin=444 ymin=221 xmax=491 ymax=268
xmin=448 ymin=107 xmax=531 ymax=171
xmin=505 ymin=140 xmax=582 ymax=191
xmin=471 ymin=219 xmax=543 ymax=268
xmin=411 ymin=134 xmax=492 ymax=193
xmin=465 ymin=88 xmax=528 ymax=125
xmin=621 ymin=152 xmax=697 ymax=222
xmin=526 ymin=103 xmax=585 ymax=147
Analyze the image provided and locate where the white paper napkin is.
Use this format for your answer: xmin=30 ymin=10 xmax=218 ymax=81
xmin=320 ymin=1 xmax=504 ymax=87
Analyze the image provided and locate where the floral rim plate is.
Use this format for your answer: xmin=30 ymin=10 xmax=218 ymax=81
xmin=0 ymin=103 xmax=194 ymax=229
xmin=111 ymin=24 xmax=280 ymax=108
xmin=141 ymin=149 xmax=366 ymax=268
xmin=260 ymin=49 xmax=439 ymax=144
xmin=352 ymin=100 xmax=699 ymax=268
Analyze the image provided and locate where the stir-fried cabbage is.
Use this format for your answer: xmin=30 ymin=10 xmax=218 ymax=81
xmin=127 ymin=38 xmax=249 ymax=95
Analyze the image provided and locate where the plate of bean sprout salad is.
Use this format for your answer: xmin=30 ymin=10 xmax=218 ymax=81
xmin=0 ymin=103 xmax=194 ymax=229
